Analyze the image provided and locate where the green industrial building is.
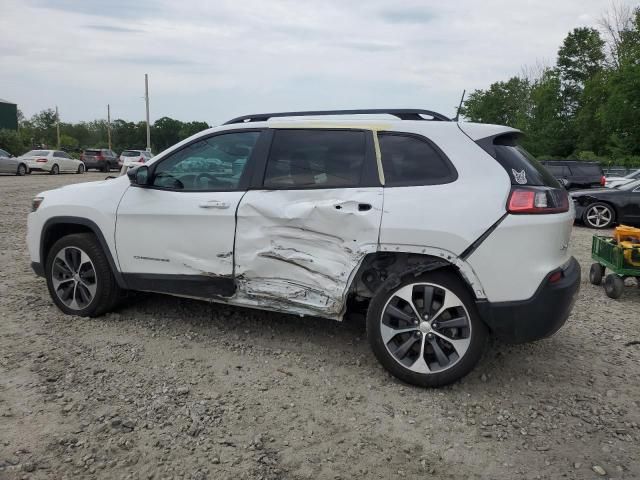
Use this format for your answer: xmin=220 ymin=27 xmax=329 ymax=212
xmin=0 ymin=98 xmax=18 ymax=131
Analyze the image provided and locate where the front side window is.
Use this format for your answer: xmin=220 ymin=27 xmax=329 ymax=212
xmin=0 ymin=149 xmax=9 ymax=157
xmin=151 ymin=131 xmax=260 ymax=191
xmin=378 ymin=133 xmax=456 ymax=186
xmin=264 ymin=129 xmax=366 ymax=188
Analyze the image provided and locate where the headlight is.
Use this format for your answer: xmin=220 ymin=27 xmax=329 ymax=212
xmin=32 ymin=196 xmax=44 ymax=212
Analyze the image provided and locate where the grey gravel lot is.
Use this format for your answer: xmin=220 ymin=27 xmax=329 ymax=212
xmin=1 ymin=172 xmax=639 ymax=480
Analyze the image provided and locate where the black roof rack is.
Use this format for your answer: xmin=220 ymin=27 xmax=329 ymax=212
xmin=223 ymin=109 xmax=452 ymax=125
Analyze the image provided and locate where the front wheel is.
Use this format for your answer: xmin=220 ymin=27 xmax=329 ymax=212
xmin=50 ymin=164 xmax=59 ymax=175
xmin=45 ymin=233 xmax=122 ymax=317
xmin=367 ymin=270 xmax=487 ymax=388
xmin=16 ymin=163 xmax=27 ymax=176
xmin=77 ymin=163 xmax=85 ymax=174
xmin=583 ymin=203 xmax=615 ymax=229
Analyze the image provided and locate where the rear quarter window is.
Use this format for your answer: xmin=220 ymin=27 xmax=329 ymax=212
xmin=477 ymin=135 xmax=560 ymax=187
xmin=378 ymin=133 xmax=457 ymax=187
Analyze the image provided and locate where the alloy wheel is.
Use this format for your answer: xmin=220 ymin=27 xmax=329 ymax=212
xmin=380 ymin=283 xmax=472 ymax=374
xmin=585 ymin=205 xmax=612 ymax=228
xmin=51 ymin=247 xmax=97 ymax=310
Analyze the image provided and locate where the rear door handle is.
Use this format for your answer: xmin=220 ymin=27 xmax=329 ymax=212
xmin=199 ymin=200 xmax=230 ymax=209
xmin=358 ymin=203 xmax=372 ymax=211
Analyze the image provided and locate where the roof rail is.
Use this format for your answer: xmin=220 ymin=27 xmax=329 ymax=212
xmin=223 ymin=109 xmax=452 ymax=125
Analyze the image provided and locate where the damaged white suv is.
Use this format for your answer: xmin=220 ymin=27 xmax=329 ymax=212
xmin=27 ymin=109 xmax=580 ymax=387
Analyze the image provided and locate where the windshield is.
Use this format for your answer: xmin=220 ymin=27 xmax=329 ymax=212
xmin=618 ymin=178 xmax=640 ymax=191
xmin=624 ymin=169 xmax=640 ymax=179
xmin=24 ymin=150 xmax=49 ymax=156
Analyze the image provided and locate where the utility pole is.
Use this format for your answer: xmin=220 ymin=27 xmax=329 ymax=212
xmin=55 ymin=105 xmax=61 ymax=149
xmin=107 ymin=104 xmax=112 ymax=150
xmin=145 ymin=74 xmax=151 ymax=151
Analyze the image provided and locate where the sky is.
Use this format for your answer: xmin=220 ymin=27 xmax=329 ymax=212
xmin=0 ymin=0 xmax=635 ymax=126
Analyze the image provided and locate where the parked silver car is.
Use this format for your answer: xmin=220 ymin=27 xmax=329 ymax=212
xmin=0 ymin=148 xmax=28 ymax=175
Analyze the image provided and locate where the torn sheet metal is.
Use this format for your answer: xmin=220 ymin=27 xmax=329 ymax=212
xmin=232 ymin=188 xmax=384 ymax=319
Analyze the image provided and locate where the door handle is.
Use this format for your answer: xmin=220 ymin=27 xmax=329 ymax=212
xmin=199 ymin=200 xmax=230 ymax=209
xmin=358 ymin=203 xmax=372 ymax=211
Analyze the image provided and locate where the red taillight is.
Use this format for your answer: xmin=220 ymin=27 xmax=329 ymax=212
xmin=507 ymin=187 xmax=569 ymax=214
xmin=548 ymin=271 xmax=563 ymax=284
xmin=139 ymin=157 xmax=144 ymax=162
xmin=97 ymin=154 xmax=104 ymax=161
xmin=601 ymin=176 xmax=606 ymax=187
xmin=36 ymin=158 xmax=48 ymax=163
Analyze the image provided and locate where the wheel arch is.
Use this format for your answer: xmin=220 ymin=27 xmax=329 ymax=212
xmin=41 ymin=217 xmax=127 ymax=288
xmin=345 ymin=248 xmax=487 ymax=310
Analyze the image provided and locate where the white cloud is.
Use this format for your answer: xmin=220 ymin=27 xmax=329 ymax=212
xmin=0 ymin=0 xmax=635 ymax=124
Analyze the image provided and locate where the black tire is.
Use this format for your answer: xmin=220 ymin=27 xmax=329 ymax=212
xmin=50 ymin=164 xmax=59 ymax=175
xmin=16 ymin=163 xmax=27 ymax=176
xmin=604 ymin=274 xmax=624 ymax=299
xmin=589 ymin=263 xmax=605 ymax=286
xmin=367 ymin=270 xmax=487 ymax=388
xmin=77 ymin=163 xmax=85 ymax=174
xmin=45 ymin=233 xmax=122 ymax=317
xmin=102 ymin=162 xmax=109 ymax=173
xmin=583 ymin=202 xmax=615 ymax=229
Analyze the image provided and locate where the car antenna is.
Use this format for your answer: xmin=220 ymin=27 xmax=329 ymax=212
xmin=454 ymin=89 xmax=466 ymax=122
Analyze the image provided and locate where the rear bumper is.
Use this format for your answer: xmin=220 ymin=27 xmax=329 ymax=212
xmin=476 ymin=257 xmax=580 ymax=343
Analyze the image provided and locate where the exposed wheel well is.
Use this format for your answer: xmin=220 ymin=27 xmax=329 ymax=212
xmin=347 ymin=252 xmax=476 ymax=305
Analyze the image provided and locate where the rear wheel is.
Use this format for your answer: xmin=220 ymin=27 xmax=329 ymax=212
xmin=16 ymin=163 xmax=27 ymax=176
xmin=604 ymin=274 xmax=624 ymax=299
xmin=77 ymin=163 xmax=85 ymax=174
xmin=45 ymin=233 xmax=122 ymax=317
xmin=50 ymin=164 xmax=59 ymax=175
xmin=102 ymin=162 xmax=109 ymax=173
xmin=367 ymin=270 xmax=487 ymax=388
xmin=583 ymin=203 xmax=615 ymax=229
xmin=589 ymin=263 xmax=605 ymax=285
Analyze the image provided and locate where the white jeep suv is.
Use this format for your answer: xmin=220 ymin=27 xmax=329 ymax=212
xmin=27 ymin=109 xmax=580 ymax=387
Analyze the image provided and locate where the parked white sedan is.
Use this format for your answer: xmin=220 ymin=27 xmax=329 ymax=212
xmin=19 ymin=150 xmax=85 ymax=174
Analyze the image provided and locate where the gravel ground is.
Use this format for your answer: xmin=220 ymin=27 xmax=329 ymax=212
xmin=1 ymin=172 xmax=639 ymax=480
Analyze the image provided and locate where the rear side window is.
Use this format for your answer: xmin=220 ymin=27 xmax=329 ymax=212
xmin=264 ymin=130 xmax=366 ymax=188
xmin=481 ymin=135 xmax=560 ymax=187
xmin=378 ymin=133 xmax=457 ymax=186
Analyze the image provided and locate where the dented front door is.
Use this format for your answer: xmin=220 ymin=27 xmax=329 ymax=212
xmin=233 ymin=128 xmax=383 ymax=319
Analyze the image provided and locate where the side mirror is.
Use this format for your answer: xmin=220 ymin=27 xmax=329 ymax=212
xmin=127 ymin=165 xmax=150 ymax=186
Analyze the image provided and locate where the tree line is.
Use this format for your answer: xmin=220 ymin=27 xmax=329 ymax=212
xmin=0 ymin=110 xmax=209 ymax=157
xmin=460 ymin=4 xmax=640 ymax=167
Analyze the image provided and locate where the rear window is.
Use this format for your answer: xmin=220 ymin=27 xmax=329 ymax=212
xmin=568 ymin=164 xmax=603 ymax=176
xmin=479 ymin=135 xmax=560 ymax=187
xmin=25 ymin=150 xmax=49 ymax=156
xmin=84 ymin=149 xmax=101 ymax=155
xmin=378 ymin=133 xmax=457 ymax=186
xmin=121 ymin=151 xmax=142 ymax=157
xmin=545 ymin=165 xmax=569 ymax=176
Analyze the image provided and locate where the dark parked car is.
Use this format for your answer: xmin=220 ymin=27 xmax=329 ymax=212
xmin=571 ymin=179 xmax=640 ymax=228
xmin=81 ymin=148 xmax=119 ymax=172
xmin=541 ymin=160 xmax=605 ymax=189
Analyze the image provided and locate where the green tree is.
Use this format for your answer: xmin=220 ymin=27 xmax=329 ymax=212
xmin=525 ymin=70 xmax=574 ymax=157
xmin=459 ymin=76 xmax=531 ymax=128
xmin=557 ymin=27 xmax=606 ymax=114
